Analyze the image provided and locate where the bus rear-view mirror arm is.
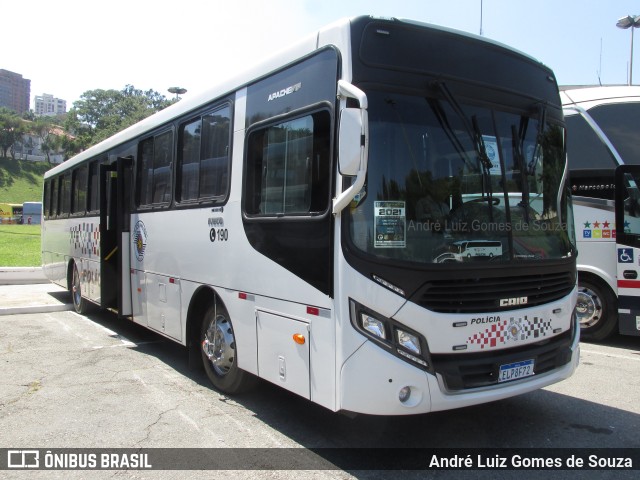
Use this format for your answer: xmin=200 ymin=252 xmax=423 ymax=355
xmin=333 ymin=80 xmax=369 ymax=214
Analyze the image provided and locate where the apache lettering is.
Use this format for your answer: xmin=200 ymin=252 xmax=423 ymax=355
xmin=471 ymin=316 xmax=501 ymax=324
xmin=267 ymin=82 xmax=302 ymax=101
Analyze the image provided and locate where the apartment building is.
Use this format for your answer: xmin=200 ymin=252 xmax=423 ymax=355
xmin=0 ymin=69 xmax=30 ymax=114
xmin=34 ymin=93 xmax=67 ymax=116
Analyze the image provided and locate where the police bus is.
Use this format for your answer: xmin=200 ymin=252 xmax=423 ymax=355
xmin=563 ymin=85 xmax=640 ymax=339
xmin=42 ymin=16 xmax=578 ymax=415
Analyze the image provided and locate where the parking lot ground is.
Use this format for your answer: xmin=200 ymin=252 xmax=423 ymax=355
xmin=0 ymin=283 xmax=639 ymax=479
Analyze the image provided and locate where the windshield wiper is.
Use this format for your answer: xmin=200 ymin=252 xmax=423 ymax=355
xmin=529 ymin=103 xmax=547 ymax=175
xmin=434 ymin=81 xmax=493 ymax=171
xmin=471 ymin=114 xmax=494 ymax=210
xmin=512 ymin=118 xmax=531 ymax=223
xmin=433 ymin=81 xmax=495 ymax=219
xmin=427 ymin=98 xmax=477 ymax=173
xmin=511 ymin=104 xmax=547 ymax=224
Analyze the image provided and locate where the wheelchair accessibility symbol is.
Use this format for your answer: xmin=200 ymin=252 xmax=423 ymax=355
xmin=618 ymin=248 xmax=634 ymax=263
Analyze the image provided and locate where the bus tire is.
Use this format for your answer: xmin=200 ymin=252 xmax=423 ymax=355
xmin=70 ymin=261 xmax=93 ymax=315
xmin=200 ymin=303 xmax=257 ymax=394
xmin=576 ymin=275 xmax=617 ymax=341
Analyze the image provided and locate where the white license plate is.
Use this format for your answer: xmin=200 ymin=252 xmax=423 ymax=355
xmin=498 ymin=359 xmax=535 ymax=383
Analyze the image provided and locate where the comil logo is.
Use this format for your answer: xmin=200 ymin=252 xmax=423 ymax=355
xmin=8 ymin=450 xmax=39 ymax=468
xmin=499 ymin=297 xmax=528 ymax=307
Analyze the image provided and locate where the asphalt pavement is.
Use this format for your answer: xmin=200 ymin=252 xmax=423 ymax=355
xmin=0 ymin=267 xmax=638 ymax=479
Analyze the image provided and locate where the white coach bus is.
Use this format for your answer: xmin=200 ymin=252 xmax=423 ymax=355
xmin=562 ymin=85 xmax=640 ymax=339
xmin=42 ymin=16 xmax=578 ymax=415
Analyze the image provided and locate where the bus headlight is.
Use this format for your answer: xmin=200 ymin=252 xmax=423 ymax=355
xmin=349 ymin=299 xmax=432 ymax=371
xmin=361 ymin=314 xmax=387 ymax=340
xmin=397 ymin=329 xmax=421 ymax=355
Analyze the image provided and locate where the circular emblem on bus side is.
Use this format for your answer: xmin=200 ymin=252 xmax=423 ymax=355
xmin=133 ymin=220 xmax=148 ymax=261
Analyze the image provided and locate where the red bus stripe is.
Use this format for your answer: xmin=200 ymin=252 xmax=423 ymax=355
xmin=617 ymin=280 xmax=640 ymax=289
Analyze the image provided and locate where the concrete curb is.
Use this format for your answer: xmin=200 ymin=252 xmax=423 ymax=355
xmin=0 ymin=280 xmax=72 ymax=316
xmin=0 ymin=304 xmax=74 ymax=316
xmin=0 ymin=267 xmax=47 ymax=285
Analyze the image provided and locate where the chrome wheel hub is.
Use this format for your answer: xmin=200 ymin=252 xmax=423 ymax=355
xmin=202 ymin=315 xmax=235 ymax=376
xmin=576 ymin=287 xmax=602 ymax=329
xmin=72 ymin=268 xmax=81 ymax=307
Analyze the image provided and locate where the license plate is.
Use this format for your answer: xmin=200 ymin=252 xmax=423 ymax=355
xmin=498 ymin=359 xmax=535 ymax=383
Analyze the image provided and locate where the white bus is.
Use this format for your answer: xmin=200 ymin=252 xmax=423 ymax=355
xmin=42 ymin=16 xmax=578 ymax=415
xmin=451 ymin=240 xmax=503 ymax=261
xmin=563 ymin=85 xmax=640 ymax=340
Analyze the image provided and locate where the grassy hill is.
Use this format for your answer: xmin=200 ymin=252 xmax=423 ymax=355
xmin=0 ymin=157 xmax=51 ymax=204
xmin=0 ymin=158 xmax=49 ymax=266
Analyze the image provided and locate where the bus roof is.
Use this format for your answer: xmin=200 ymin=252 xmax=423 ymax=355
xmin=45 ymin=15 xmax=551 ymax=179
xmin=560 ymin=85 xmax=640 ymax=109
xmin=44 ymin=18 xmax=349 ymax=179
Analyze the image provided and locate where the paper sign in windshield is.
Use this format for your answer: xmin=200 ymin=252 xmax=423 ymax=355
xmin=374 ymin=201 xmax=406 ymax=248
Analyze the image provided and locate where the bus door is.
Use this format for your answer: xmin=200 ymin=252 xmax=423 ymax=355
xmin=100 ymin=156 xmax=133 ymax=316
xmin=615 ymin=165 xmax=640 ymax=336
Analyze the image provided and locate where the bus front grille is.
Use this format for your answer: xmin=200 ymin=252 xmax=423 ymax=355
xmin=413 ymin=271 xmax=575 ymax=314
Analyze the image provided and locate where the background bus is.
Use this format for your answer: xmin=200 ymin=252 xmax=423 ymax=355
xmin=42 ymin=16 xmax=578 ymax=415
xmin=562 ymin=85 xmax=640 ymax=339
xmin=0 ymin=203 xmax=23 ymax=224
xmin=22 ymin=202 xmax=42 ymax=225
xmin=451 ymin=240 xmax=503 ymax=260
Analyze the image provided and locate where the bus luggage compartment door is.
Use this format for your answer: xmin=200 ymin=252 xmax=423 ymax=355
xmin=256 ymin=310 xmax=310 ymax=399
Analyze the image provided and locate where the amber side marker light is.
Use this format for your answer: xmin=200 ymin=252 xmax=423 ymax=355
xmin=293 ymin=334 xmax=306 ymax=345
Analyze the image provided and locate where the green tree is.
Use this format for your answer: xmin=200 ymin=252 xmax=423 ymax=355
xmin=57 ymin=123 xmax=84 ymax=160
xmin=65 ymin=85 xmax=175 ymax=149
xmin=21 ymin=110 xmax=36 ymax=121
xmin=31 ymin=116 xmax=60 ymax=164
xmin=0 ymin=108 xmax=27 ymax=159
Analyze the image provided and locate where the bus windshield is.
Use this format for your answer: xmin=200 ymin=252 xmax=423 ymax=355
xmin=347 ymin=89 xmax=575 ymax=265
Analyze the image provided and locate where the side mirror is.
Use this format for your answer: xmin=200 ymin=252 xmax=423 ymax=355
xmin=333 ymin=80 xmax=368 ymax=214
xmin=338 ymin=108 xmax=363 ymax=176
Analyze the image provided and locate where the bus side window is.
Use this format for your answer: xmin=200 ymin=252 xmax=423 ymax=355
xmin=71 ymin=165 xmax=88 ymax=215
xmin=177 ymin=104 xmax=231 ymax=203
xmin=51 ymin=177 xmax=59 ymax=217
xmin=624 ymin=173 xmax=640 ymax=219
xmin=200 ymin=107 xmax=230 ymax=199
xmin=589 ymin=102 xmax=640 ymax=165
xmin=152 ymin=130 xmax=173 ymax=204
xmin=137 ymin=138 xmax=154 ymax=207
xmin=88 ymin=161 xmax=100 ymax=212
xmin=43 ymin=180 xmax=50 ymax=218
xmin=178 ymin=118 xmax=201 ymax=202
xmin=136 ymin=131 xmax=173 ymax=208
xmin=60 ymin=173 xmax=72 ymax=217
xmin=565 ymin=113 xmax=617 ymax=170
xmin=244 ymin=110 xmax=331 ymax=217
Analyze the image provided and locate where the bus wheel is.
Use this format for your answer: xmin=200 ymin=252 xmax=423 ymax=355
xmin=200 ymin=304 xmax=257 ymax=394
xmin=576 ymin=277 xmax=617 ymax=341
xmin=71 ymin=262 xmax=92 ymax=315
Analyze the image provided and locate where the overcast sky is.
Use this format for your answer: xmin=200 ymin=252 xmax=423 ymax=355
xmin=5 ymin=0 xmax=640 ymax=108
